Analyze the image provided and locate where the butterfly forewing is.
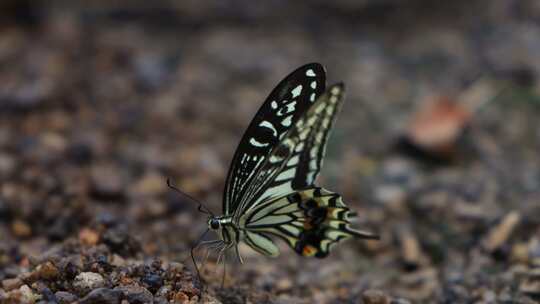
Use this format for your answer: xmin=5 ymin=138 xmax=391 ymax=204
xmin=234 ymin=83 xmax=346 ymax=217
xmin=223 ymin=63 xmax=326 ymax=214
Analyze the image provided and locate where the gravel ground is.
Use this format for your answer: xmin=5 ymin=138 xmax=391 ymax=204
xmin=1 ymin=1 xmax=540 ymax=303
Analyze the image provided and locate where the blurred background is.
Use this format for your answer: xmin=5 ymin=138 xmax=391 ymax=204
xmin=1 ymin=1 xmax=540 ymax=303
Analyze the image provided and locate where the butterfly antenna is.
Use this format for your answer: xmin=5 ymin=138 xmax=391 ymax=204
xmin=167 ymin=178 xmax=214 ymax=216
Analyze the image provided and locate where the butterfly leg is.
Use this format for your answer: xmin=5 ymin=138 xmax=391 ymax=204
xmin=197 ymin=240 xmax=223 ymax=273
xmin=214 ymin=243 xmax=234 ymax=288
xmin=235 ymin=244 xmax=244 ymax=264
xmin=221 ymin=249 xmax=227 ymax=288
xmin=189 ymin=229 xmax=213 ymax=284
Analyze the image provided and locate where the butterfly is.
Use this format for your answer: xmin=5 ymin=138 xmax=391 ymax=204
xmin=168 ymin=63 xmax=378 ymax=281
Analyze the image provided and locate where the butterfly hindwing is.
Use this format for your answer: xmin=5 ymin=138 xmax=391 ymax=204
xmin=223 ymin=63 xmax=326 ymax=214
xmin=241 ymin=187 xmax=378 ymax=258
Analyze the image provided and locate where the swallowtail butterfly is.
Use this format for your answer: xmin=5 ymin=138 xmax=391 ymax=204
xmin=170 ymin=63 xmax=379 ymax=279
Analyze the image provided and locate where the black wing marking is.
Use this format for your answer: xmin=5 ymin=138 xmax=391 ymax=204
xmin=223 ymin=63 xmax=326 ymax=214
xmin=233 ymin=83 xmax=346 ymax=218
xmin=240 ymin=187 xmax=378 ymax=258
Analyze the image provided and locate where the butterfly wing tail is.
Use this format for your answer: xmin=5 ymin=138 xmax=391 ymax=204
xmin=292 ymin=188 xmax=378 ymax=257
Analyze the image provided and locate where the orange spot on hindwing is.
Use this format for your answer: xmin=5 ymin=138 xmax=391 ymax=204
xmin=302 ymin=245 xmax=317 ymax=256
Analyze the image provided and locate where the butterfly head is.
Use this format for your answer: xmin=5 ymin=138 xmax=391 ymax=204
xmin=208 ymin=217 xmax=221 ymax=230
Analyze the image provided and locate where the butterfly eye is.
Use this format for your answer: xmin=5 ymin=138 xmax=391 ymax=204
xmin=209 ymin=219 xmax=220 ymax=230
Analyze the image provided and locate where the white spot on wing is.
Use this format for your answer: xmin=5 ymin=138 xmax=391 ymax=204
xmin=306 ymin=69 xmax=316 ymax=77
xmin=310 ymin=81 xmax=317 ymax=89
xmin=271 ymin=101 xmax=278 ymax=109
xmin=259 ymin=120 xmax=278 ymax=137
xmin=269 ymin=155 xmax=283 ymax=163
xmin=310 ymin=93 xmax=316 ymax=102
xmin=291 ymin=85 xmax=302 ymax=98
xmin=250 ymin=137 xmax=268 ymax=147
xmin=277 ymin=101 xmax=296 ymax=116
xmin=282 ymin=115 xmax=293 ymax=127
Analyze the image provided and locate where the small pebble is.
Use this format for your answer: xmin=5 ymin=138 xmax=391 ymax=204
xmin=40 ymin=287 xmax=56 ymax=302
xmin=19 ymin=285 xmax=39 ymax=303
xmin=55 ymin=291 xmax=78 ymax=304
xmin=400 ymin=231 xmax=424 ymax=271
xmin=156 ymin=285 xmax=172 ymax=298
xmin=172 ymin=291 xmax=189 ymax=303
xmin=79 ymin=288 xmax=122 ymax=304
xmin=2 ymin=278 xmax=23 ymax=291
xmin=0 ymin=153 xmax=15 ymax=176
xmin=391 ymin=299 xmax=412 ymax=304
xmin=154 ymin=297 xmax=169 ymax=304
xmin=38 ymin=261 xmax=59 ymax=280
xmin=114 ymin=284 xmax=153 ymax=304
xmin=102 ymin=228 xmax=140 ymax=256
xmin=11 ymin=219 xmax=32 ymax=238
xmin=520 ymin=279 xmax=540 ymax=298
xmin=167 ymin=262 xmax=184 ymax=274
xmin=141 ymin=273 xmax=163 ymax=292
xmin=362 ymin=289 xmax=391 ymax=304
xmin=200 ymin=294 xmax=222 ymax=304
xmin=0 ymin=199 xmax=10 ymax=219
xmin=276 ymin=278 xmax=293 ymax=291
xmin=131 ymin=172 xmax=166 ymax=196
xmin=483 ymin=211 xmax=521 ymax=252
xmin=90 ymin=164 xmax=126 ymax=201
xmin=110 ymin=254 xmax=126 ymax=267
xmin=73 ymin=272 xmax=106 ymax=293
xmin=79 ymin=228 xmax=100 ymax=246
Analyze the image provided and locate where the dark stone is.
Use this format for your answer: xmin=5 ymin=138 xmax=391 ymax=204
xmin=55 ymin=291 xmax=78 ymax=304
xmin=0 ymin=199 xmax=10 ymax=221
xmin=66 ymin=143 xmax=93 ymax=165
xmin=153 ymin=297 xmax=169 ymax=304
xmin=114 ymin=285 xmax=153 ymax=304
xmin=41 ymin=288 xmax=56 ymax=302
xmin=46 ymin=217 xmax=73 ymax=241
xmin=79 ymin=288 xmax=122 ymax=304
xmin=142 ymin=273 xmax=163 ymax=292
xmin=102 ymin=228 xmax=141 ymax=257
xmin=89 ymin=165 xmax=126 ymax=202
xmin=96 ymin=212 xmax=117 ymax=228
xmin=61 ymin=261 xmax=80 ymax=281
